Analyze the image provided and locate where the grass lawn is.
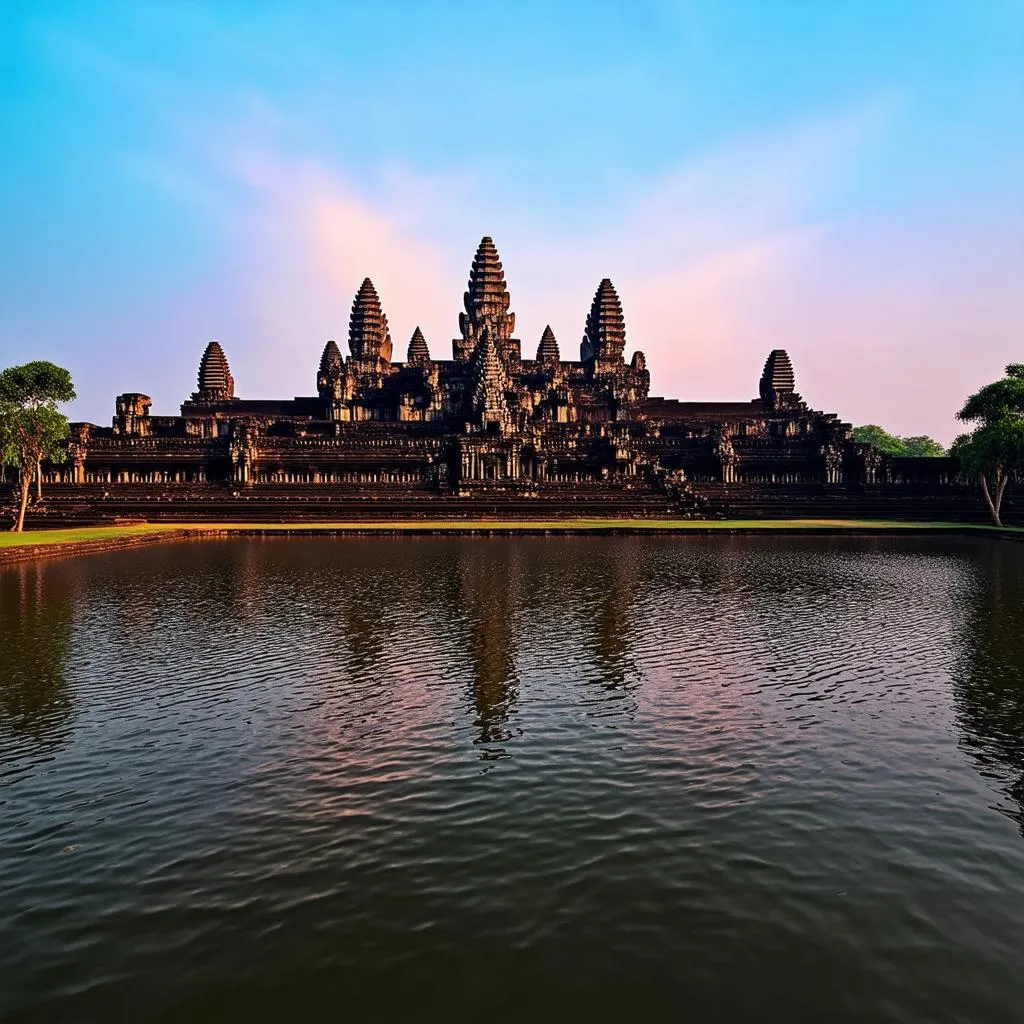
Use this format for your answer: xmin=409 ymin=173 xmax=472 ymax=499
xmin=1 ymin=519 xmax=1019 ymax=549
xmin=0 ymin=524 xmax=185 ymax=547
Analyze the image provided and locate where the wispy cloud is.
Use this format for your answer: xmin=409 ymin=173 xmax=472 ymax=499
xmin=61 ymin=64 xmax=1024 ymax=444
xmin=180 ymin=101 xmax=888 ymax=408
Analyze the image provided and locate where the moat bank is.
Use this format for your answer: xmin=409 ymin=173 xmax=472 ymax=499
xmin=1 ymin=519 xmax=1021 ymax=566
xmin=2 ymin=535 xmax=1023 ymax=1020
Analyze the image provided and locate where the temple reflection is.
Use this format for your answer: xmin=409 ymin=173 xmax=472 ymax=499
xmin=337 ymin=569 xmax=393 ymax=681
xmin=0 ymin=563 xmax=75 ymax=752
xmin=457 ymin=542 xmax=521 ymax=756
xmin=584 ymin=544 xmax=644 ymax=706
xmin=952 ymin=542 xmax=1024 ymax=833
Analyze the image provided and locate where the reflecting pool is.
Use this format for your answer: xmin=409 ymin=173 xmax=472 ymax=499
xmin=2 ymin=536 xmax=1023 ymax=1021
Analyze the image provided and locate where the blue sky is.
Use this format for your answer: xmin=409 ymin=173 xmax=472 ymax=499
xmin=2 ymin=0 xmax=1022 ymax=441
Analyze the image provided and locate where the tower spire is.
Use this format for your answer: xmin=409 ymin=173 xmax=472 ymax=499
xmin=318 ymin=339 xmax=343 ymax=377
xmin=582 ymin=279 xmax=626 ymax=365
xmin=196 ymin=341 xmax=235 ymax=400
xmin=407 ymin=326 xmax=430 ymax=366
xmin=759 ymin=349 xmax=798 ymax=409
xmin=536 ymin=325 xmax=560 ymax=365
xmin=317 ymin=339 xmax=344 ymax=402
xmin=458 ymin=236 xmax=515 ymax=358
xmin=349 ymin=278 xmax=392 ymax=362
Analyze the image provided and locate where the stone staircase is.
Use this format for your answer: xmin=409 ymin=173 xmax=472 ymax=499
xmin=11 ymin=484 xmax=678 ymax=528
xmin=4 ymin=481 xmax=1013 ymax=529
xmin=692 ymin=482 xmax=1015 ymax=524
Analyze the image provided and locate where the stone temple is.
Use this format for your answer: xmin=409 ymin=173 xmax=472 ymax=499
xmin=44 ymin=236 xmax=961 ymax=521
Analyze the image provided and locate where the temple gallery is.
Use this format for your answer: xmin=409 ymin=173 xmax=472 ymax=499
xmin=45 ymin=237 xmax=959 ymax=519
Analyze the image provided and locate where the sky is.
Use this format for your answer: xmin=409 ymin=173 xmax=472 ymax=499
xmin=1 ymin=0 xmax=1022 ymax=444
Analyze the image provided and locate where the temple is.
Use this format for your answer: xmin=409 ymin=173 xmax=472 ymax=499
xmin=40 ymin=236 xmax=965 ymax=522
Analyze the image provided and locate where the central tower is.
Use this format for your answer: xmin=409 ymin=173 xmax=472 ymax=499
xmin=454 ymin=237 xmax=518 ymax=363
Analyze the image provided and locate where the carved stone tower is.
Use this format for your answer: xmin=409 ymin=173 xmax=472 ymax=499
xmin=194 ymin=341 xmax=235 ymax=401
xmin=581 ymin=279 xmax=626 ymax=371
xmin=349 ymin=279 xmax=393 ymax=363
xmin=407 ymin=326 xmax=431 ymax=367
xmin=468 ymin=327 xmax=512 ymax=433
xmin=113 ymin=393 xmax=153 ymax=436
xmin=759 ymin=349 xmax=800 ymax=409
xmin=456 ymin=237 xmax=517 ymax=363
xmin=317 ymin=339 xmax=345 ymax=404
xmin=536 ymin=325 xmax=560 ymax=366
xmin=346 ymin=278 xmax=393 ymax=398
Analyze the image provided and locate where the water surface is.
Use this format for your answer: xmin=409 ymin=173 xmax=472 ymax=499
xmin=2 ymin=536 xmax=1023 ymax=1021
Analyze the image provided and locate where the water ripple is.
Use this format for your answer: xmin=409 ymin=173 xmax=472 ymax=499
xmin=1 ymin=536 xmax=1023 ymax=1021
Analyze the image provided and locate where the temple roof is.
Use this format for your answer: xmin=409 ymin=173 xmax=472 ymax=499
xmin=349 ymin=278 xmax=393 ymax=362
xmin=583 ymin=279 xmax=626 ymax=362
xmin=461 ymin=236 xmax=515 ymax=344
xmin=407 ymin=326 xmax=430 ymax=365
xmin=760 ymin=349 xmax=796 ymax=394
xmin=197 ymin=341 xmax=234 ymax=398
xmin=319 ymin=339 xmax=343 ymax=376
xmin=536 ymin=325 xmax=560 ymax=364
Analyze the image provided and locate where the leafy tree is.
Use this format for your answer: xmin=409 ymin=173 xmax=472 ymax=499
xmin=0 ymin=361 xmax=76 ymax=532
xmin=952 ymin=364 xmax=1024 ymax=527
xmin=852 ymin=424 xmax=906 ymax=456
xmin=852 ymin=424 xmax=946 ymax=457
xmin=901 ymin=435 xmax=947 ymax=458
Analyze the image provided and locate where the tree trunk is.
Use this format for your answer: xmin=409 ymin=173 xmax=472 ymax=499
xmin=994 ymin=471 xmax=1009 ymax=527
xmin=13 ymin=465 xmax=31 ymax=532
xmin=35 ymin=455 xmax=42 ymax=502
xmin=978 ymin=471 xmax=1003 ymax=528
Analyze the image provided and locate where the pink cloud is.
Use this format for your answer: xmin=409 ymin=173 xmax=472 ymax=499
xmin=791 ymin=214 xmax=1023 ymax=444
xmin=147 ymin=100 xmax=1019 ymax=445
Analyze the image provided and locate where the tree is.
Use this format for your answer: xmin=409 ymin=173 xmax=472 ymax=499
xmin=852 ymin=424 xmax=906 ymax=456
xmin=0 ymin=361 xmax=76 ymax=532
xmin=901 ymin=435 xmax=947 ymax=458
xmin=952 ymin=364 xmax=1024 ymax=527
xmin=852 ymin=424 xmax=946 ymax=457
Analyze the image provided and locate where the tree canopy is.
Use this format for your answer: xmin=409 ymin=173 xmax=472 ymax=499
xmin=0 ymin=361 xmax=77 ymax=532
xmin=958 ymin=364 xmax=1024 ymax=423
xmin=0 ymin=361 xmax=75 ymax=408
xmin=852 ymin=425 xmax=946 ymax=457
xmin=900 ymin=435 xmax=947 ymax=458
xmin=952 ymin=364 xmax=1024 ymax=527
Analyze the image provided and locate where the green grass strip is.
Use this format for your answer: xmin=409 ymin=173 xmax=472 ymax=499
xmin=1 ymin=519 xmax=1020 ymax=549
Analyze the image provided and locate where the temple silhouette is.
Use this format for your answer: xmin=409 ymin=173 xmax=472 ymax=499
xmin=43 ymin=235 xmax=971 ymax=521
